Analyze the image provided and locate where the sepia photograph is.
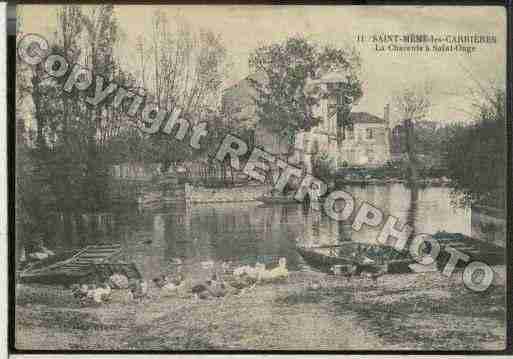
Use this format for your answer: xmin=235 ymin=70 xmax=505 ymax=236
xmin=13 ymin=4 xmax=507 ymax=351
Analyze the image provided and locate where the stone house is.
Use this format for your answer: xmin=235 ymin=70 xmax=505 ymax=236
xmin=222 ymin=72 xmax=392 ymax=172
xmin=337 ymin=109 xmax=392 ymax=167
xmin=222 ymin=72 xmax=290 ymax=158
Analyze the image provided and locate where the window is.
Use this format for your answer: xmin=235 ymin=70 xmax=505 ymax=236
xmin=366 ymin=128 xmax=373 ymax=140
xmin=347 ymin=128 xmax=355 ymax=140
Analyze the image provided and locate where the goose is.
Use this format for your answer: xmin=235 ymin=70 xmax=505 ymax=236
xmin=268 ymin=257 xmax=289 ymax=281
xmin=227 ymin=272 xmax=257 ymax=294
xmin=28 ymin=245 xmax=55 ymax=261
xmin=109 ymin=273 xmax=129 ymax=289
xmin=128 ymin=279 xmax=148 ymax=300
xmin=72 ymin=283 xmax=111 ymax=305
xmin=233 ymin=262 xmax=265 ymax=279
xmin=153 ymin=275 xmax=168 ymax=288
xmin=91 ymin=283 xmax=112 ymax=303
xmin=200 ymin=260 xmax=215 ymax=269
xmin=220 ymin=261 xmax=231 ymax=274
xmin=206 ymin=274 xmax=227 ymax=298
xmin=191 ymin=283 xmax=211 ymax=299
xmin=19 ymin=246 xmax=26 ymax=263
xmin=191 ymin=274 xmax=227 ymax=299
xmin=154 ymin=274 xmax=185 ymax=296
xmin=233 ymin=264 xmax=252 ymax=276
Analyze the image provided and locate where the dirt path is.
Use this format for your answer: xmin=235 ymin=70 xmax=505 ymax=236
xmin=112 ymin=273 xmax=388 ymax=350
xmin=15 ymin=269 xmax=505 ymax=350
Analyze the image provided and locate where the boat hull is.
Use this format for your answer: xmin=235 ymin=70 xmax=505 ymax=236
xmin=17 ymin=244 xmax=142 ymax=287
xmin=296 ymin=243 xmax=415 ymax=274
xmin=296 ymin=246 xmax=354 ymax=273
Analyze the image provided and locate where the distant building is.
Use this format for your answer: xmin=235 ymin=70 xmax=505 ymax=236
xmin=338 ymin=109 xmax=392 ymax=167
xmin=222 ymin=72 xmax=290 ymax=158
xmin=222 ymin=72 xmax=392 ymax=171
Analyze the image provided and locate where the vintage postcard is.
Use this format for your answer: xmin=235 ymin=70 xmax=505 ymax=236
xmin=14 ymin=5 xmax=507 ymax=351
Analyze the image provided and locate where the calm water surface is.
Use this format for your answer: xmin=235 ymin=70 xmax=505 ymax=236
xmin=43 ymin=184 xmax=470 ymax=280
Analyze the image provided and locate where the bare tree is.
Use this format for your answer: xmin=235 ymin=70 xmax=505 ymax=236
xmin=134 ymin=10 xmax=227 ymax=170
xmin=392 ymin=81 xmax=432 ymax=183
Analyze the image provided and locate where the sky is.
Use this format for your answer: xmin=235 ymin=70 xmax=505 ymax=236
xmin=20 ymin=5 xmax=506 ymax=125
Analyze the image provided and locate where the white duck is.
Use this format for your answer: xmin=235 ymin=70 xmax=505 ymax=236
xmin=268 ymin=257 xmax=289 ymax=281
xmin=91 ymin=283 xmax=112 ymax=304
xmin=256 ymin=258 xmax=289 ymax=283
xmin=154 ymin=274 xmax=185 ymax=296
xmin=233 ymin=264 xmax=253 ymax=277
xmin=74 ymin=283 xmax=111 ymax=305
xmin=28 ymin=245 xmax=55 ymax=261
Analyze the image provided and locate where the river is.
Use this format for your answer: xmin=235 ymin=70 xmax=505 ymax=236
xmin=34 ymin=183 xmax=470 ymax=281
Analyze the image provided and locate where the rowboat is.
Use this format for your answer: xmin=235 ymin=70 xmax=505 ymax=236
xmin=295 ymin=241 xmax=415 ymax=274
xmin=296 ymin=246 xmax=355 ymax=273
xmin=18 ymin=244 xmax=141 ymax=286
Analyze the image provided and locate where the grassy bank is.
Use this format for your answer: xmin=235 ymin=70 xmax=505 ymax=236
xmin=15 ymin=267 xmax=506 ymax=351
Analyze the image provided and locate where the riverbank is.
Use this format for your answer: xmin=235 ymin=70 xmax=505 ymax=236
xmin=16 ymin=267 xmax=505 ymax=350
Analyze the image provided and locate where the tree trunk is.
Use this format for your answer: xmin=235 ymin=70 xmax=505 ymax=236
xmin=31 ymin=76 xmax=46 ymax=152
xmin=404 ymin=119 xmax=418 ymax=184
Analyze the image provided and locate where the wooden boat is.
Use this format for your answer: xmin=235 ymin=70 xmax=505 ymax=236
xmin=18 ymin=244 xmax=141 ymax=286
xmin=295 ymin=241 xmax=415 ymax=274
xmin=432 ymin=231 xmax=504 ymax=268
xmin=296 ymin=245 xmax=355 ymax=273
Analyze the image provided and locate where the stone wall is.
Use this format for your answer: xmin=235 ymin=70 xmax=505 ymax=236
xmin=185 ymin=183 xmax=267 ymax=204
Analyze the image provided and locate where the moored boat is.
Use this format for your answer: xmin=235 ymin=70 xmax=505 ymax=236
xmin=17 ymin=244 xmax=141 ymax=286
xmin=296 ymin=245 xmax=354 ymax=273
xmin=295 ymin=240 xmax=415 ymax=274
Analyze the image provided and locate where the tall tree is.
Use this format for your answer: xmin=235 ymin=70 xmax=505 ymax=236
xmin=443 ymin=86 xmax=505 ymax=208
xmin=392 ymin=82 xmax=432 ymax=183
xmin=134 ymin=11 xmax=227 ymax=171
xmin=248 ymin=36 xmax=363 ymax=156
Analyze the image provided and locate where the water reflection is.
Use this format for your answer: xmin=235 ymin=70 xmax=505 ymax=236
xmin=30 ymin=184 xmax=470 ymax=279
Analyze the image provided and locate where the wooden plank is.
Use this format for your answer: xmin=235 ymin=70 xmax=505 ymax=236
xmin=79 ymin=250 xmax=120 ymax=256
xmin=59 ymin=264 xmax=93 ymax=269
xmin=87 ymin=247 xmax=121 ymax=253
xmin=22 ymin=247 xmax=91 ymax=275
xmin=77 ymin=253 xmax=119 ymax=259
xmin=85 ymin=247 xmax=121 ymax=252
xmin=21 ymin=244 xmax=122 ymax=279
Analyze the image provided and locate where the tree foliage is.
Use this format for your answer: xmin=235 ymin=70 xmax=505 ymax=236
xmin=248 ymin=36 xmax=363 ymax=147
xmin=443 ymin=88 xmax=505 ymax=208
xmin=392 ymin=82 xmax=433 ymax=183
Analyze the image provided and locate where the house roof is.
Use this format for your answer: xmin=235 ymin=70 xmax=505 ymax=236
xmin=224 ymin=73 xmax=387 ymax=127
